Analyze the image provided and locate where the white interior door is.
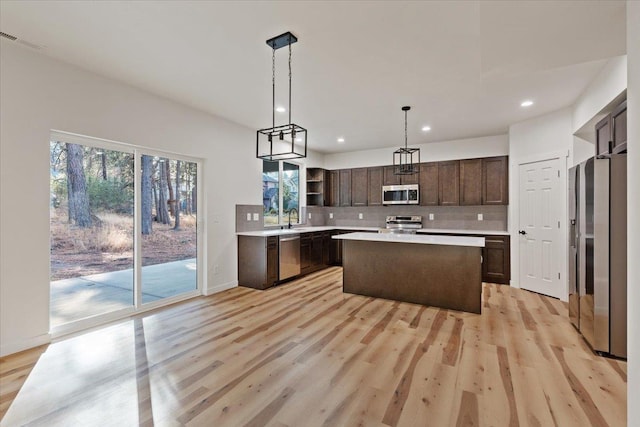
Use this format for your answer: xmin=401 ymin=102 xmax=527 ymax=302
xmin=518 ymin=158 xmax=562 ymax=298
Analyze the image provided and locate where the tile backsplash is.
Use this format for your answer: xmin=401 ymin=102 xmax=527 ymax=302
xmin=237 ymin=204 xmax=507 ymax=231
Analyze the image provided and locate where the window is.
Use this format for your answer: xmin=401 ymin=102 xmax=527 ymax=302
xmin=263 ymin=160 xmax=299 ymax=226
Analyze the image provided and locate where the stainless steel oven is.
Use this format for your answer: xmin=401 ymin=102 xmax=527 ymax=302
xmin=382 ymin=184 xmax=419 ymax=205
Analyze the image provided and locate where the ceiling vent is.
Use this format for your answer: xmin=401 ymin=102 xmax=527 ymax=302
xmin=0 ymin=31 xmax=17 ymax=41
xmin=0 ymin=30 xmax=43 ymax=50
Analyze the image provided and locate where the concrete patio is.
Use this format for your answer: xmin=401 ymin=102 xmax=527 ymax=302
xmin=50 ymin=258 xmax=197 ymax=326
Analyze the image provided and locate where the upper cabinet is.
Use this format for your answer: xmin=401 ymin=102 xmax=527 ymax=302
xmin=339 ymin=169 xmax=352 ymax=207
xmin=382 ymin=165 xmax=419 ymax=185
xmin=383 ymin=166 xmax=402 ymax=186
xmin=459 ymin=159 xmax=483 ymax=205
xmin=351 ymin=168 xmax=368 ymax=206
xmin=438 ymin=161 xmax=460 ymax=206
xmin=482 ymin=156 xmax=509 ymax=205
xmin=367 ymin=167 xmax=383 ymax=206
xmin=316 ymin=155 xmax=508 ymax=208
xmin=612 ymin=100 xmax=627 ymax=153
xmin=326 ymin=170 xmax=340 ymax=207
xmin=596 ymin=99 xmax=627 ymax=156
xmin=419 ymin=162 xmax=438 ymax=206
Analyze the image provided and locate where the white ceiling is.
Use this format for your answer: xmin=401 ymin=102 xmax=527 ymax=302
xmin=0 ymin=1 xmax=626 ymax=154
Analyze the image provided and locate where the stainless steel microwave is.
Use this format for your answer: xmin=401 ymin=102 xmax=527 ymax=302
xmin=382 ymin=184 xmax=419 ymax=205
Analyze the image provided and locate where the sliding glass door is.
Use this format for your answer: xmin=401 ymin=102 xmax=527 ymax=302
xmin=49 ymin=133 xmax=200 ymax=329
xmin=140 ymin=156 xmax=197 ymax=303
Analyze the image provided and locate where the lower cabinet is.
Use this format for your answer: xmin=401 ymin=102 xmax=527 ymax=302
xmin=481 ymin=235 xmax=510 ymax=284
xmin=301 ymin=232 xmax=325 ymax=275
xmin=238 ymin=235 xmax=279 ymax=290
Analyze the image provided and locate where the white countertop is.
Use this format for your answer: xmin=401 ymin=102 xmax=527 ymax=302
xmin=333 ymin=232 xmax=485 ymax=247
xmin=417 ymin=228 xmax=509 ymax=236
xmin=236 ymin=226 xmax=507 ymax=238
xmin=236 ymin=226 xmax=379 ymax=237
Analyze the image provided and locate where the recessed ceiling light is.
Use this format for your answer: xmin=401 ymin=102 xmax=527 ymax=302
xmin=421 ymin=126 xmax=431 ymax=132
xmin=275 ymin=106 xmax=286 ymax=113
xmin=337 ymin=137 xmax=345 ymax=143
xmin=520 ymin=100 xmax=534 ymax=107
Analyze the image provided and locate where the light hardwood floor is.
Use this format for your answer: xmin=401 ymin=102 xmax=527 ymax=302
xmin=0 ymin=267 xmax=627 ymax=426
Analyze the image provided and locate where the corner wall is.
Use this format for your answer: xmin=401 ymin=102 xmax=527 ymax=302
xmin=0 ymin=41 xmax=322 ymax=355
xmin=508 ymin=108 xmax=573 ymax=300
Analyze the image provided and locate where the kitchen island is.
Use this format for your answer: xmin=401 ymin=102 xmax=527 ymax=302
xmin=333 ymin=232 xmax=485 ymax=313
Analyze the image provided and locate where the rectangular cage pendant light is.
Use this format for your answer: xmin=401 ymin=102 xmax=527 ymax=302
xmin=257 ymin=31 xmax=308 ymax=161
xmin=393 ymin=106 xmax=420 ymax=175
xmin=393 ymin=147 xmax=420 ymax=174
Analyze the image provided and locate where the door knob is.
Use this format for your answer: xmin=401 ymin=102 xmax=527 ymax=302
xmin=519 ymin=230 xmax=527 ymax=235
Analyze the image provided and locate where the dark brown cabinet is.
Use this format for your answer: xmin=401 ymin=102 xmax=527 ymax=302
xmin=612 ymin=100 xmax=627 ymax=153
xmin=596 ymin=115 xmax=612 ymax=157
xmin=383 ymin=166 xmax=402 ymax=185
xmin=596 ymin=100 xmax=627 ymax=157
xmin=339 ymin=169 xmax=352 ymax=207
xmin=301 ymin=232 xmax=325 ymax=274
xmin=482 ymin=235 xmax=510 ymax=284
xmin=383 ymin=165 xmax=419 ymax=185
xmin=419 ymin=162 xmax=439 ymax=206
xmin=326 ymin=170 xmax=340 ymax=207
xmin=482 ymin=156 xmax=508 ymax=205
xmin=460 ymin=159 xmax=483 ymax=205
xmin=438 ymin=160 xmax=460 ymax=206
xmin=351 ymin=168 xmax=368 ymax=206
xmin=368 ymin=167 xmax=383 ymax=206
xmin=238 ymin=235 xmax=279 ymax=290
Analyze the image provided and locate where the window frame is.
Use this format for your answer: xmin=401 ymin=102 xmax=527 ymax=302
xmin=263 ymin=159 xmax=301 ymax=227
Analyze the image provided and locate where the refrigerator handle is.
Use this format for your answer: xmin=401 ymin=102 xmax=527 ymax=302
xmin=570 ymin=219 xmax=577 ymax=248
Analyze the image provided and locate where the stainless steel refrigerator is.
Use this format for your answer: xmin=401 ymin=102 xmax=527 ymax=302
xmin=568 ymin=153 xmax=627 ymax=358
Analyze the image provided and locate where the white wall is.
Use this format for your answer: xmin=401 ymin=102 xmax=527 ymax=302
xmin=573 ymin=55 xmax=627 ymax=132
xmin=0 ymin=42 xmax=320 ymax=356
xmin=323 ymin=134 xmax=508 ymax=170
xmin=627 ymin=0 xmax=639 ymax=421
xmin=572 ymin=136 xmax=595 ymax=167
xmin=508 ymin=108 xmax=573 ymax=300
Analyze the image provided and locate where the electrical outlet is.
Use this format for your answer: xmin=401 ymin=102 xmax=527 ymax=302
xmin=429 ymin=213 xmax=434 ymax=220
xmin=329 ymin=213 xmax=333 ymax=219
xmin=308 ymin=212 xmax=312 ymax=219
xmin=213 ymin=264 xmax=220 ymax=274
xmin=477 ymin=213 xmax=483 ymax=221
xmin=358 ymin=213 xmax=363 ymax=220
xmin=246 ymin=213 xmax=251 ymax=221
xmin=253 ymin=213 xmax=259 ymax=221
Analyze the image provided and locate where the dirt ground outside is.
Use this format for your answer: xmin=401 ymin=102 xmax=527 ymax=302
xmin=50 ymin=209 xmax=197 ymax=281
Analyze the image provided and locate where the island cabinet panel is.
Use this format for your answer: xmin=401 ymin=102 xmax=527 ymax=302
xmin=460 ymin=158 xmax=483 ymax=205
xmin=482 ymin=235 xmax=510 ymax=284
xmin=482 ymin=156 xmax=509 ymax=205
xmin=238 ymin=235 xmax=278 ymax=290
xmin=367 ymin=167 xmax=383 ymax=206
xmin=419 ymin=162 xmax=439 ymax=206
xmin=326 ymin=170 xmax=340 ymax=207
xmin=351 ymin=168 xmax=369 ymax=206
xmin=339 ymin=169 xmax=352 ymax=207
xmin=438 ymin=160 xmax=460 ymax=206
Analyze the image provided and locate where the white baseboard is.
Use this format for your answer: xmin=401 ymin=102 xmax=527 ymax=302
xmin=0 ymin=333 xmax=51 ymax=357
xmin=510 ymin=279 xmax=520 ymax=288
xmin=204 ymin=280 xmax=238 ymax=296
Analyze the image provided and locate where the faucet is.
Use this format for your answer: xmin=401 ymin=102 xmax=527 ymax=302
xmin=288 ymin=208 xmax=298 ymax=229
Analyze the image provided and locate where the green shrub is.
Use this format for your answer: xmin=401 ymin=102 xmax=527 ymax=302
xmin=87 ymin=177 xmax=134 ymax=214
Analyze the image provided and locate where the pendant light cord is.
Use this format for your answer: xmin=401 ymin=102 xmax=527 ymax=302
xmin=288 ymin=36 xmax=292 ymax=125
xmin=404 ymin=109 xmax=408 ymax=149
xmin=272 ymin=48 xmax=276 ymax=129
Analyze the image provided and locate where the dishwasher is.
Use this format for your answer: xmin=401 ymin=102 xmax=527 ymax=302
xmin=279 ymin=234 xmax=301 ymax=280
